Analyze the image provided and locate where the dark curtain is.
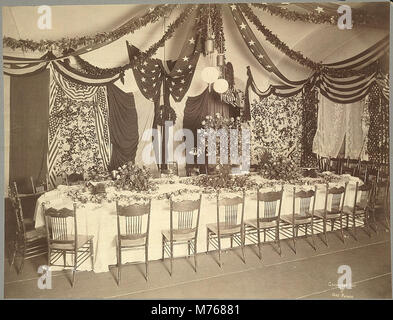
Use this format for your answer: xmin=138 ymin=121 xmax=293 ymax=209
xmin=10 ymin=70 xmax=49 ymax=194
xmin=183 ymin=87 xmax=238 ymax=134
xmin=107 ymin=83 xmax=139 ymax=170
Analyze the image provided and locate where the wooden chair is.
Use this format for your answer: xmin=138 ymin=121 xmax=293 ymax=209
xmin=372 ymin=178 xmax=390 ymax=232
xmin=30 ymin=175 xmax=50 ymax=194
xmin=280 ymin=186 xmax=317 ymax=254
xmin=354 ymin=160 xmax=369 ymax=182
xmin=116 ymin=200 xmax=151 ymax=285
xmin=42 ymin=203 xmax=94 ymax=287
xmin=318 ymin=156 xmax=330 ymax=172
xmin=166 ymin=161 xmax=179 ymax=176
xmin=314 ymin=183 xmax=348 ymax=246
xmin=341 ymin=158 xmax=358 ymax=175
xmin=342 ymin=182 xmax=373 ymax=240
xmin=162 ymin=195 xmax=202 ymax=275
xmin=244 ymin=186 xmax=284 ymax=260
xmin=207 ymin=191 xmax=245 ymax=268
xmin=8 ymin=184 xmax=47 ymax=274
xmin=11 ymin=182 xmax=35 ymax=228
xmin=66 ymin=173 xmax=85 ymax=186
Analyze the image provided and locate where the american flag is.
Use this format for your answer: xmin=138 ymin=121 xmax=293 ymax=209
xmin=127 ymin=16 xmax=201 ymax=104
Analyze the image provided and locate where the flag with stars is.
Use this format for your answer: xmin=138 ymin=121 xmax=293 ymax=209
xmin=127 ymin=17 xmax=201 ymax=103
xmin=229 ymin=3 xmax=308 ymax=88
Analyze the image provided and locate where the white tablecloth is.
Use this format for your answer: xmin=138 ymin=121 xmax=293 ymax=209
xmin=34 ymin=176 xmax=362 ymax=273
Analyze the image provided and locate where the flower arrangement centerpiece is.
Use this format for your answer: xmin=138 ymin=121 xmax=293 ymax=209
xmin=114 ymin=162 xmax=156 ymax=192
xmin=186 ymin=164 xmax=252 ymax=192
xmin=257 ymin=151 xmax=303 ymax=182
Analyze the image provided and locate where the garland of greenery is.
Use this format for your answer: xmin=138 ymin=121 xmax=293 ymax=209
xmin=71 ymin=5 xmax=196 ymax=77
xmin=135 ymin=5 xmax=196 ymax=64
xmin=366 ymin=83 xmax=389 ymax=164
xmin=251 ymin=3 xmax=387 ymax=28
xmin=196 ymin=4 xmax=225 ymax=55
xmin=3 ymin=4 xmax=174 ymax=52
xmin=238 ymin=3 xmax=381 ymax=78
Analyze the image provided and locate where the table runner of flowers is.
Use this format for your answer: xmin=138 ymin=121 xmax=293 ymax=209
xmin=53 ymin=162 xmax=359 ymax=208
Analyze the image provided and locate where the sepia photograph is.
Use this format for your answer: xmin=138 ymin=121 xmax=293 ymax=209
xmin=1 ymin=0 xmax=391 ymax=301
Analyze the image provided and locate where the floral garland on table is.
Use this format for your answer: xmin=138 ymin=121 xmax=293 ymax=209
xmin=250 ymin=93 xmax=303 ymax=168
xmin=238 ymin=3 xmax=382 ymax=78
xmin=3 ymin=5 xmax=174 ymax=52
xmin=250 ymin=3 xmax=387 ymax=28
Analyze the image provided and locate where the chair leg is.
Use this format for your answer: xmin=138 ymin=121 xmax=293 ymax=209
xmin=292 ymin=225 xmax=296 ymax=254
xmin=276 ymin=226 xmax=281 ymax=256
xmin=63 ymin=251 xmax=66 ymax=268
xmin=10 ymin=240 xmax=17 ymax=268
xmin=311 ymin=223 xmax=316 ymax=251
xmin=18 ymin=246 xmax=26 ymax=275
xmin=72 ymin=250 xmax=77 ymax=288
xmin=340 ymin=216 xmax=345 ymax=244
xmin=241 ymin=233 xmax=245 ymax=264
xmin=331 ymin=218 xmax=336 ymax=232
xmin=352 ymin=215 xmax=358 ymax=241
xmin=90 ymin=240 xmax=94 ymax=271
xmin=117 ymin=242 xmax=121 ymax=286
xmin=193 ymin=239 xmax=197 ymax=273
xmin=257 ymin=227 xmax=262 ymax=260
xmin=206 ymin=229 xmax=210 ymax=253
xmin=170 ymin=241 xmax=173 ymax=276
xmin=145 ymin=246 xmax=149 ymax=281
xmin=230 ymin=236 xmax=233 ymax=248
xmin=187 ymin=241 xmax=191 ymax=257
xmin=161 ymin=235 xmax=165 ymax=261
xmin=323 ymin=220 xmax=328 ymax=247
xmin=218 ymin=236 xmax=222 ymax=268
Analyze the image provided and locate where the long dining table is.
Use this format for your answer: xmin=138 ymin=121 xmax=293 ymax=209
xmin=34 ymin=173 xmax=363 ymax=273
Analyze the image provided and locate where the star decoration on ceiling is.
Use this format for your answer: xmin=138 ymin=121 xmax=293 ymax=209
xmin=315 ymin=7 xmax=324 ymax=13
xmin=189 ymin=37 xmax=195 ymax=45
xmin=248 ymin=40 xmax=255 ymax=46
xmin=230 ymin=4 xmax=237 ymax=11
xmin=240 ymin=23 xmax=246 ymax=30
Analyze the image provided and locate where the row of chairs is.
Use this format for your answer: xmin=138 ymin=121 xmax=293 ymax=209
xmin=317 ymin=156 xmax=389 ymax=184
xmin=9 ymin=178 xmax=388 ymax=287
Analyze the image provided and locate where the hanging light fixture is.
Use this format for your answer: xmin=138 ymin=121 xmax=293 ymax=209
xmin=213 ymin=78 xmax=229 ymax=93
xmin=216 ymin=32 xmax=225 ymax=67
xmin=201 ymin=66 xmax=219 ymax=84
xmin=205 ymin=4 xmax=214 ymax=55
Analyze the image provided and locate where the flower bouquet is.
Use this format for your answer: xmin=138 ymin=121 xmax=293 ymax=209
xmin=114 ymin=162 xmax=157 ymax=192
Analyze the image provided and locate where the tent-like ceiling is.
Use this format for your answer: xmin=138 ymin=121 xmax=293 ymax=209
xmin=2 ymin=2 xmax=389 ymax=98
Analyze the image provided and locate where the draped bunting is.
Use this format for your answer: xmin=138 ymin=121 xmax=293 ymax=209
xmin=48 ymin=68 xmax=110 ymax=186
xmin=3 ymin=55 xmax=50 ymax=77
xmin=106 ymin=83 xmax=139 ymax=170
xmin=127 ymin=14 xmax=201 ymax=104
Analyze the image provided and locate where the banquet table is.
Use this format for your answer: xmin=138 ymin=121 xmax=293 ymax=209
xmin=34 ymin=174 xmax=363 ymax=273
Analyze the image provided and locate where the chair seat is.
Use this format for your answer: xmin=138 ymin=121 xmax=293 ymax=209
xmin=119 ymin=236 xmax=146 ymax=247
xmin=162 ymin=229 xmax=196 ymax=242
xmin=25 ymin=226 xmax=47 ymax=242
xmin=314 ymin=210 xmax=341 ymax=219
xmin=281 ymin=214 xmax=312 ymax=225
xmin=207 ymin=223 xmax=241 ymax=236
xmin=244 ymin=219 xmax=277 ymax=229
xmin=50 ymin=235 xmax=93 ymax=250
xmin=342 ymin=206 xmax=366 ymax=216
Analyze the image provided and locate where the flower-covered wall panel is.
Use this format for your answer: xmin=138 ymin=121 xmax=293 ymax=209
xmin=250 ymin=94 xmax=303 ymax=166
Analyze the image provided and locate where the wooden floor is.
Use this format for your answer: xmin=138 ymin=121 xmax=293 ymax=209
xmin=4 ymin=216 xmax=391 ymax=299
